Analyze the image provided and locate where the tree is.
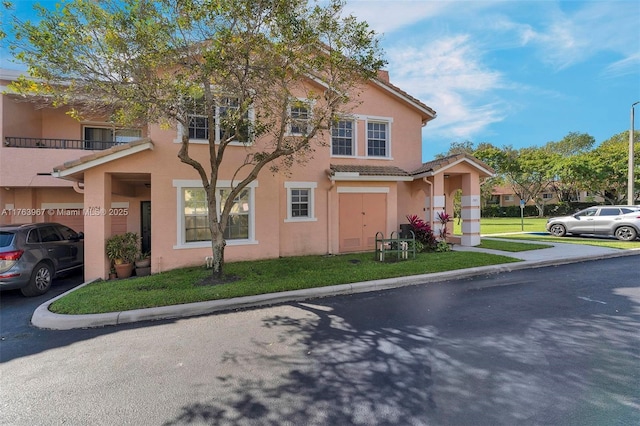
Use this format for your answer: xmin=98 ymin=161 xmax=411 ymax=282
xmin=545 ymin=132 xmax=595 ymax=202
xmin=500 ymin=146 xmax=555 ymax=216
xmin=576 ymin=131 xmax=640 ymax=204
xmin=9 ymin=0 xmax=384 ymax=278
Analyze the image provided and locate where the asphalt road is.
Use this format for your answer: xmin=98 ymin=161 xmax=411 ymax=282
xmin=1 ymin=257 xmax=639 ymax=425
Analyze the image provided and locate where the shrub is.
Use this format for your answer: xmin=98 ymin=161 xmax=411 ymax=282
xmin=406 ymin=214 xmax=437 ymax=250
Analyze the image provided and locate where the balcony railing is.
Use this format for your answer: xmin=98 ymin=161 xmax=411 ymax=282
xmin=4 ymin=137 xmax=122 ymax=151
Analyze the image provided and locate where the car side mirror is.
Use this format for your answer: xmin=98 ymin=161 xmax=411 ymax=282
xmin=77 ymin=232 xmax=84 ymax=240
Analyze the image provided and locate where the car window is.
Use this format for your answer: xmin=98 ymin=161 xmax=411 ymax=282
xmin=621 ymin=208 xmax=638 ymax=214
xmin=599 ymin=208 xmax=621 ymax=216
xmin=577 ymin=209 xmax=597 ymax=217
xmin=0 ymin=232 xmax=15 ymax=247
xmin=57 ymin=225 xmax=78 ymax=240
xmin=26 ymin=229 xmax=41 ymax=243
xmin=39 ymin=226 xmax=62 ymax=242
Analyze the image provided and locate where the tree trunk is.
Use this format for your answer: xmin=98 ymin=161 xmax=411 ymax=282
xmin=211 ymin=230 xmax=226 ymax=279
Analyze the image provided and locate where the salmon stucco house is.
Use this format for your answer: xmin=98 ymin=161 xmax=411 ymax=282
xmin=1 ymin=68 xmax=493 ymax=282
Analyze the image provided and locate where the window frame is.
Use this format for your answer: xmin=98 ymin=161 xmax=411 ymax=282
xmin=82 ymin=125 xmax=142 ymax=149
xmin=331 ymin=118 xmax=357 ymax=157
xmin=173 ymin=179 xmax=258 ymax=249
xmin=363 ymin=116 xmax=392 ymax=159
xmin=284 ymin=182 xmax=317 ymax=223
xmin=177 ymin=96 xmax=254 ymax=146
xmin=287 ymin=99 xmax=312 ymax=137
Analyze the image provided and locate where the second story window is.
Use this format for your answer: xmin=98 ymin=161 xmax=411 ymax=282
xmin=289 ymin=101 xmax=310 ymax=136
xmin=186 ymin=96 xmax=251 ymax=144
xmin=83 ymin=126 xmax=141 ymax=150
xmin=331 ymin=119 xmax=355 ymax=156
xmin=367 ymin=121 xmax=389 ymax=157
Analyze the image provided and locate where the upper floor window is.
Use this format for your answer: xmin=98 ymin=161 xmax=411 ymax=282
xmin=542 ymin=193 xmax=553 ymax=200
xmin=367 ymin=121 xmax=389 ymax=157
xmin=289 ymin=100 xmax=311 ymax=136
xmin=331 ymin=119 xmax=355 ymax=156
xmin=83 ymin=126 xmax=141 ymax=149
xmin=186 ymin=96 xmax=251 ymax=144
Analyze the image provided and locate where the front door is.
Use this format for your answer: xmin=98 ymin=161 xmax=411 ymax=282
xmin=338 ymin=193 xmax=386 ymax=252
xmin=141 ymin=201 xmax=151 ymax=254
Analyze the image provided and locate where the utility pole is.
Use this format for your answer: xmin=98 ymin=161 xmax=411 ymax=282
xmin=629 ymin=102 xmax=639 ymax=205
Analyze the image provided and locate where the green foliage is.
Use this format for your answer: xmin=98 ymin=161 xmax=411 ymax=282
xmin=105 ymin=232 xmax=140 ymax=264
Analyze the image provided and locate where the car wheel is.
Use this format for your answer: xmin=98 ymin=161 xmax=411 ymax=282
xmin=549 ymin=224 xmax=567 ymax=237
xmin=614 ymin=226 xmax=638 ymax=242
xmin=21 ymin=262 xmax=53 ymax=297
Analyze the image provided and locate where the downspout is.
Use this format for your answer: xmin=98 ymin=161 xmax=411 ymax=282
xmin=73 ymin=182 xmax=85 ymax=194
xmin=326 ymin=170 xmax=335 ymax=255
xmin=423 ymin=177 xmax=434 ymax=232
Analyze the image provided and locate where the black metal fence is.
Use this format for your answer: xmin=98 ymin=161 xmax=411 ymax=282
xmin=4 ymin=137 xmax=120 ymax=150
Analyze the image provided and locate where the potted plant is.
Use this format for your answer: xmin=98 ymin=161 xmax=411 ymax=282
xmin=105 ymin=232 xmax=140 ymax=279
xmin=135 ymin=251 xmax=151 ymax=277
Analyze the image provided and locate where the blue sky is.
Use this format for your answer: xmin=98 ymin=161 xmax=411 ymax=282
xmin=3 ymin=1 xmax=639 ymax=161
xmin=342 ymin=0 xmax=640 ymax=160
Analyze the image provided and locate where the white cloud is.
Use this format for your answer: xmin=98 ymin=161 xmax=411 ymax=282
xmin=385 ymin=35 xmax=507 ymax=142
xmin=341 ymin=1 xmax=449 ymax=34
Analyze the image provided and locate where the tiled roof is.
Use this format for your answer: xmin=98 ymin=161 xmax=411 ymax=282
xmin=411 ymin=153 xmax=494 ymax=176
xmin=53 ymin=138 xmax=153 ymax=172
xmin=330 ymin=164 xmax=410 ymax=177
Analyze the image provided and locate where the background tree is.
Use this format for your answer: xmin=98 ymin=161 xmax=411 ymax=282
xmin=545 ymin=132 xmax=595 ymax=203
xmin=576 ymin=131 xmax=640 ymax=204
xmin=9 ymin=0 xmax=384 ymax=278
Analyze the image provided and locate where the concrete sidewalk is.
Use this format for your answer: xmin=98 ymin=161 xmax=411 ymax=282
xmin=32 ymin=238 xmax=640 ymax=330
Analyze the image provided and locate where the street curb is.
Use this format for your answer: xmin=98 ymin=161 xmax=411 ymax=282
xmin=31 ymin=249 xmax=640 ymax=330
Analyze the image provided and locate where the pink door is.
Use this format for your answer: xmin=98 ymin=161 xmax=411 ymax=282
xmin=339 ymin=193 xmax=386 ymax=252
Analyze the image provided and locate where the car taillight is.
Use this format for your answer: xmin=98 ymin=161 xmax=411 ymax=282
xmin=0 ymin=250 xmax=24 ymax=273
xmin=0 ymin=250 xmax=24 ymax=261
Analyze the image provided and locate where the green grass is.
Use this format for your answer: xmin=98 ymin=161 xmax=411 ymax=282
xmin=453 ymin=217 xmax=548 ymax=235
xmin=51 ymin=251 xmax=520 ymax=315
xmin=499 ymin=234 xmax=640 ymax=249
xmin=477 ymin=239 xmax=553 ymax=252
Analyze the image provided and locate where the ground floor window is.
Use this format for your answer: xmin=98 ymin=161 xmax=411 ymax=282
xmin=284 ymin=182 xmax=317 ymax=222
xmin=175 ymin=180 xmax=257 ymax=247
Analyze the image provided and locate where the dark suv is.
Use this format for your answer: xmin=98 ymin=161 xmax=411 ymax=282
xmin=0 ymin=223 xmax=84 ymax=296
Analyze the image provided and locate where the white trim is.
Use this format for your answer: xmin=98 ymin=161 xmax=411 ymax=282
xmin=330 ymin=174 xmax=410 ymax=182
xmin=286 ymin=98 xmax=314 ymax=136
xmin=363 ymin=116 xmax=392 ymax=159
xmin=172 ymin=179 xmax=258 ymax=248
xmin=330 ymin=117 xmax=358 ymax=158
xmin=174 ymin=98 xmax=255 ymax=146
xmin=461 ymin=209 xmax=481 ymax=221
xmin=284 ymin=182 xmax=317 ymax=222
xmin=52 ymin=141 xmax=154 ymax=179
xmin=461 ymin=195 xmax=481 ymax=207
xmin=337 ymin=186 xmax=390 ymax=194
xmin=41 ymin=202 xmax=129 ymax=209
xmin=369 ymin=79 xmax=436 ymax=119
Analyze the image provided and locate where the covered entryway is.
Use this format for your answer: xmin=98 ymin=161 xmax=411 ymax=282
xmin=338 ymin=192 xmax=386 ymax=252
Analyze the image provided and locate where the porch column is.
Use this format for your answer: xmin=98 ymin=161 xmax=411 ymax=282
xmin=425 ymin=174 xmax=446 ymax=238
xmin=84 ymin=170 xmax=112 ymax=280
xmin=460 ymin=173 xmax=481 ymax=246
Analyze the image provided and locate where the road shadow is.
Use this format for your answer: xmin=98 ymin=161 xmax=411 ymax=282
xmin=163 ymin=270 xmax=640 ymax=425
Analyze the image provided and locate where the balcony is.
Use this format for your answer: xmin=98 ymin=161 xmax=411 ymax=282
xmin=4 ymin=137 xmax=122 ymax=151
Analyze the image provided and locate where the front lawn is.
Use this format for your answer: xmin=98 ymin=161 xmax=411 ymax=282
xmin=499 ymin=234 xmax=640 ymax=249
xmin=453 ymin=217 xmax=548 ymax=235
xmin=51 ymin=250 xmax=520 ymax=315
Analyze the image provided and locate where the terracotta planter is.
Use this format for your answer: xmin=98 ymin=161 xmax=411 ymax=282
xmin=109 ymin=273 xmax=117 ymax=280
xmin=114 ymin=262 xmax=133 ymax=279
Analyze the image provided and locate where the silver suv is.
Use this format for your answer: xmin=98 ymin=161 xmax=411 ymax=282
xmin=0 ymin=223 xmax=84 ymax=296
xmin=546 ymin=205 xmax=640 ymax=241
